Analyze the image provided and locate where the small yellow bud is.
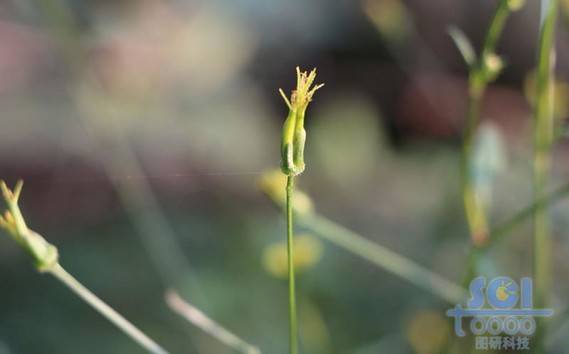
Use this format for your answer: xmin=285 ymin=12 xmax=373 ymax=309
xmin=4 ymin=210 xmax=14 ymax=224
xmin=406 ymin=310 xmax=449 ymax=354
xmin=482 ymin=53 xmax=504 ymax=82
xmin=257 ymin=170 xmax=314 ymax=214
xmin=507 ymin=0 xmax=525 ymax=11
xmin=262 ymin=235 xmax=323 ymax=278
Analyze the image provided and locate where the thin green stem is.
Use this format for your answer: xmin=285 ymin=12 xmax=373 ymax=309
xmin=454 ymin=5 xmax=511 ymax=334
xmin=480 ymin=0 xmax=511 ymax=58
xmin=261 ymin=173 xmax=466 ymax=304
xmin=458 ymin=181 xmax=569 ymax=302
xmin=299 ymin=214 xmax=466 ymax=304
xmin=454 ymin=14 xmax=518 ymax=352
xmin=533 ymin=0 xmax=558 ymax=351
xmin=455 ymin=13 xmax=516 ymax=350
xmin=458 ymin=181 xmax=569 ymax=298
xmin=534 ymin=0 xmax=558 ymax=309
xmin=286 ymin=176 xmax=298 ymax=354
xmin=461 ymin=0 xmax=513 ymax=248
xmin=461 ymin=87 xmax=487 ymax=246
xmin=275 ymin=176 xmax=569 ymax=309
xmin=49 ymin=264 xmax=169 ymax=354
xmin=486 ymin=181 xmax=569 ymax=249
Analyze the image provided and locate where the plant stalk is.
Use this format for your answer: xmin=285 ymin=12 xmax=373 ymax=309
xmin=533 ymin=0 xmax=558 ymax=351
xmin=49 ymin=264 xmax=169 ymax=354
xmin=286 ymin=176 xmax=298 ymax=354
xmin=533 ymin=0 xmax=557 ymax=310
xmin=461 ymin=0 xmax=513 ymax=247
xmin=461 ymin=86 xmax=487 ymax=246
xmin=451 ymin=5 xmax=517 ymax=351
xmin=480 ymin=0 xmax=511 ymax=58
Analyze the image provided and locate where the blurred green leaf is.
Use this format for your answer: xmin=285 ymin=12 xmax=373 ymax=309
xmin=448 ymin=26 xmax=476 ymax=67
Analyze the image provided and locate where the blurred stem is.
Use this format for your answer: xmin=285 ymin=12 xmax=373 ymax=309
xmin=35 ymin=0 xmax=85 ymax=69
xmin=480 ymin=0 xmax=511 ymax=58
xmin=1 ymin=181 xmax=169 ymax=354
xmin=262 ymin=172 xmax=466 ymax=303
xmin=460 ymin=181 xmax=569 ymax=291
xmin=455 ymin=14 xmax=515 ymax=351
xmin=298 ymin=214 xmax=466 ymax=304
xmin=49 ymin=264 xmax=169 ymax=354
xmin=486 ymin=181 xmax=569 ymax=248
xmin=461 ymin=0 xmax=512 ymax=248
xmin=166 ymin=290 xmax=260 ymax=354
xmin=457 ymin=6 xmax=516 ymax=327
xmin=34 ymin=0 xmax=201 ymax=296
xmin=533 ymin=0 xmax=558 ymax=351
xmin=534 ymin=0 xmax=557 ymax=308
xmin=286 ymin=176 xmax=298 ymax=354
xmin=102 ymin=135 xmax=199 ymax=293
xmin=32 ymin=1 xmax=207 ymax=352
xmin=461 ymin=87 xmax=487 ymax=247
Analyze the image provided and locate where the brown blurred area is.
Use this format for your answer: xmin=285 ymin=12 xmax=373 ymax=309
xmin=1 ymin=0 xmax=561 ymax=204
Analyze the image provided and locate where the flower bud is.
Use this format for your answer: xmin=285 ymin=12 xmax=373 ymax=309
xmin=279 ymin=67 xmax=324 ymax=176
xmin=482 ymin=53 xmax=504 ymax=83
xmin=0 ymin=181 xmax=59 ymax=272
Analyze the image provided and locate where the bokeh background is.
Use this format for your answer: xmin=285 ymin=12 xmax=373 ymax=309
xmin=1 ymin=0 xmax=569 ymax=353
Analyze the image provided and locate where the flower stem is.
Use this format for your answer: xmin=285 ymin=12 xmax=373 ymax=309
xmin=534 ymin=0 xmax=557 ymax=308
xmin=455 ymin=9 xmax=517 ymax=340
xmin=533 ymin=0 xmax=558 ymax=351
xmin=286 ymin=176 xmax=298 ymax=354
xmin=480 ymin=0 xmax=511 ymax=58
xmin=49 ymin=264 xmax=169 ymax=354
xmin=461 ymin=86 xmax=487 ymax=246
xmin=461 ymin=0 xmax=514 ymax=247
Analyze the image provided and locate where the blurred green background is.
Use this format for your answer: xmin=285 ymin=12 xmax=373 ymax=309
xmin=1 ymin=0 xmax=569 ymax=353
